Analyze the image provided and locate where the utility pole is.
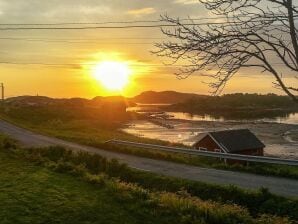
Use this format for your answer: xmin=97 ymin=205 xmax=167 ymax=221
xmin=0 ymin=83 xmax=4 ymax=101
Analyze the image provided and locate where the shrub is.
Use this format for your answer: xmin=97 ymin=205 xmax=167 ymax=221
xmin=0 ymin=135 xmax=17 ymax=150
xmin=12 ymin=146 xmax=297 ymax=221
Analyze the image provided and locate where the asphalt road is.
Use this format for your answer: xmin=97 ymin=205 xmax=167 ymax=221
xmin=0 ymin=119 xmax=297 ymax=198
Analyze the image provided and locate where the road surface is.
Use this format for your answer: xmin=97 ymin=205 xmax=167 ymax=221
xmin=0 ymin=119 xmax=297 ymax=197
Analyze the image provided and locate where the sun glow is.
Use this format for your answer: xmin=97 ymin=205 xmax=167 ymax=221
xmin=93 ymin=61 xmax=132 ymax=90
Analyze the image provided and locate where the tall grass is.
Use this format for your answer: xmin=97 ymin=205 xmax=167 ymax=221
xmin=16 ymin=148 xmax=291 ymax=223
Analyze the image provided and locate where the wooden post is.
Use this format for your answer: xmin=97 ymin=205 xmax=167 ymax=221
xmin=1 ymin=83 xmax=4 ymax=101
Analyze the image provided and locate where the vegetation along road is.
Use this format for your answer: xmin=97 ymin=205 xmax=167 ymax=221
xmin=0 ymin=119 xmax=297 ymax=198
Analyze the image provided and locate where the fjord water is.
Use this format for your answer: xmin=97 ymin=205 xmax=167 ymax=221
xmin=125 ymin=105 xmax=298 ymax=159
xmin=166 ymin=112 xmax=298 ymax=124
xmin=128 ymin=104 xmax=298 ymax=125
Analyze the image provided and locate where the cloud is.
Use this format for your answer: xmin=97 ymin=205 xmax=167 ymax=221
xmin=127 ymin=7 xmax=156 ymax=16
xmin=0 ymin=1 xmax=5 ymax=16
xmin=44 ymin=5 xmax=112 ymax=19
xmin=175 ymin=0 xmax=198 ymax=5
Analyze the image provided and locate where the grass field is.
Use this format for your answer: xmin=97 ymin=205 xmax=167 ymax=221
xmin=0 ymin=153 xmax=153 ymax=224
xmin=0 ymin=105 xmax=297 ymax=180
xmin=0 ymin=152 xmax=185 ymax=223
xmin=0 ymin=135 xmax=295 ymax=224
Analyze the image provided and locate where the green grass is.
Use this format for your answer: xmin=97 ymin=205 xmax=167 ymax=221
xmin=0 ymin=105 xmax=298 ymax=180
xmin=0 ymin=151 xmax=165 ymax=224
xmin=0 ymin=136 xmax=294 ymax=224
xmin=21 ymin=145 xmax=298 ymax=221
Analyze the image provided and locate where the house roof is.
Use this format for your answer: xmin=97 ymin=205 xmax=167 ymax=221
xmin=195 ymin=129 xmax=265 ymax=153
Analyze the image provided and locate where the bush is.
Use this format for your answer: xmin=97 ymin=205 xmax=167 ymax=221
xmin=15 ymin=146 xmax=298 ymax=221
xmin=0 ymin=135 xmax=17 ymax=150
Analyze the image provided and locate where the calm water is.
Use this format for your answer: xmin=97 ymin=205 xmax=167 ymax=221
xmin=124 ymin=105 xmax=298 ymax=158
xmin=127 ymin=104 xmax=298 ymax=125
xmin=166 ymin=112 xmax=298 ymax=125
xmin=122 ymin=120 xmax=298 ymax=159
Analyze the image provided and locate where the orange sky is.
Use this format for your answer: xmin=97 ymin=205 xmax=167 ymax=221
xmin=0 ymin=0 xmax=296 ymax=98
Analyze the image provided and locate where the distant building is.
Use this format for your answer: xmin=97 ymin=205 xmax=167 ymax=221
xmin=193 ymin=129 xmax=265 ymax=160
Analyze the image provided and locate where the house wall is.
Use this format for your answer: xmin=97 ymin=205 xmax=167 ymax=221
xmin=194 ymin=135 xmax=264 ymax=156
xmin=229 ymin=148 xmax=264 ymax=165
xmin=233 ymin=148 xmax=264 ymax=156
xmin=194 ymin=135 xmax=223 ymax=152
xmin=194 ymin=135 xmax=264 ymax=165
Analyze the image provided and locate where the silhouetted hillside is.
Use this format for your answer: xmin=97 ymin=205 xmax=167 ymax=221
xmin=6 ymin=95 xmax=135 ymax=108
xmin=166 ymin=93 xmax=298 ymax=119
xmin=3 ymin=95 xmax=137 ymax=127
xmin=6 ymin=96 xmax=56 ymax=106
xmin=132 ymin=91 xmax=203 ymax=104
xmin=92 ymin=96 xmax=136 ymax=107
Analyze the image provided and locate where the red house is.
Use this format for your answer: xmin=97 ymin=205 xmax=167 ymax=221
xmin=193 ymin=129 xmax=265 ymax=157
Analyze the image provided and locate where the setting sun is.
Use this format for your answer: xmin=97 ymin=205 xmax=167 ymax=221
xmin=93 ymin=61 xmax=131 ymax=91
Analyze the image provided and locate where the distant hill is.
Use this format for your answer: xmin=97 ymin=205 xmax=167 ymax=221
xmin=7 ymin=92 xmax=199 ymax=107
xmin=166 ymin=93 xmax=298 ymax=119
xmin=132 ymin=91 xmax=204 ymax=104
xmin=6 ymin=96 xmax=57 ymax=106
xmin=3 ymin=95 xmax=135 ymax=127
xmin=6 ymin=95 xmax=136 ymax=108
xmin=92 ymin=96 xmax=136 ymax=107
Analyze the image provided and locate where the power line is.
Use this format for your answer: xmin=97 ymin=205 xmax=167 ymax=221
xmin=0 ymin=38 xmax=157 ymax=44
xmin=0 ymin=19 xmax=291 ymax=31
xmin=0 ymin=19 xmax=212 ymax=26
xmin=0 ymin=38 xmax=155 ymax=44
xmin=0 ymin=22 xmax=244 ymax=30
xmin=0 ymin=15 xmax=296 ymax=26
xmin=0 ymin=36 xmax=291 ymax=44
xmin=0 ymin=37 xmax=164 ymax=40
xmin=0 ymin=61 xmax=293 ymax=68
xmin=0 ymin=18 xmax=292 ymax=30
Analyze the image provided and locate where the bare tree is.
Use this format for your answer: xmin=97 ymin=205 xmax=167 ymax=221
xmin=154 ymin=0 xmax=298 ymax=102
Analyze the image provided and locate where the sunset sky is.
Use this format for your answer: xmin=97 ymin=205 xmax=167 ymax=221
xmin=0 ymin=0 xmax=296 ymax=98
